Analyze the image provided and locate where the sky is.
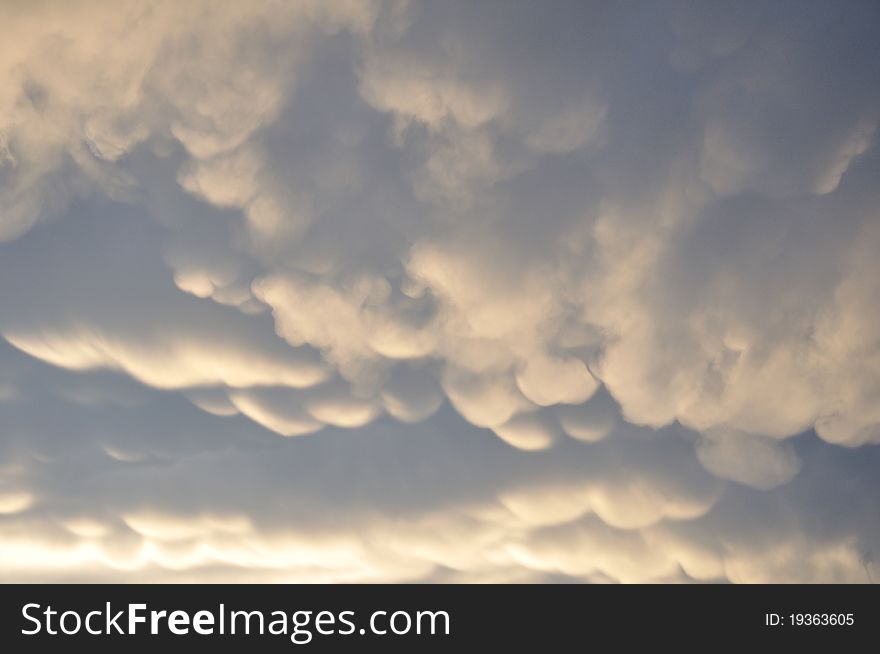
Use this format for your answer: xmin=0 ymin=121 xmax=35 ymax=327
xmin=0 ymin=0 xmax=879 ymax=583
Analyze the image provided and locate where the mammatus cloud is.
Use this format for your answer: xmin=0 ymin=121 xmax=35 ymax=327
xmin=0 ymin=0 xmax=878 ymax=582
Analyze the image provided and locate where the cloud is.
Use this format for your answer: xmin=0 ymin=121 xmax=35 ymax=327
xmin=524 ymin=99 xmax=607 ymax=155
xmin=0 ymin=0 xmax=878 ymax=582
xmin=3 ymin=329 xmax=328 ymax=391
xmin=695 ymin=430 xmax=801 ymax=490
xmin=359 ymin=59 xmax=508 ymax=130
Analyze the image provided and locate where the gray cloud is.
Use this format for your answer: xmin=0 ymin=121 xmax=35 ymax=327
xmin=0 ymin=0 xmax=878 ymax=582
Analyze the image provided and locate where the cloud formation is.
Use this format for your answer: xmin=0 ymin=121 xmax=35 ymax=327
xmin=0 ymin=0 xmax=879 ymax=583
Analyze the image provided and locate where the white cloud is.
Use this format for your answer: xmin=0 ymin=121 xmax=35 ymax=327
xmin=3 ymin=329 xmax=327 ymax=391
xmin=0 ymin=0 xmax=878 ymax=583
xmin=696 ymin=430 xmax=801 ymax=490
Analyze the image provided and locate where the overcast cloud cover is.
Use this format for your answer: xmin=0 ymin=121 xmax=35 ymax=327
xmin=1 ymin=0 xmax=879 ymax=582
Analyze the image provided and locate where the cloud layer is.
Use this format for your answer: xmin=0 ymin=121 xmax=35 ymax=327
xmin=0 ymin=0 xmax=879 ymax=582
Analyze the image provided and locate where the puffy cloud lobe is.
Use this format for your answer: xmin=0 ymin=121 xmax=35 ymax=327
xmin=555 ymin=391 xmax=618 ymax=443
xmin=515 ymin=356 xmax=598 ymax=407
xmin=0 ymin=0 xmax=878 ymax=582
xmin=695 ymin=430 xmax=801 ymax=490
xmin=380 ymin=366 xmax=443 ymax=423
xmin=493 ymin=412 xmax=560 ymax=452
